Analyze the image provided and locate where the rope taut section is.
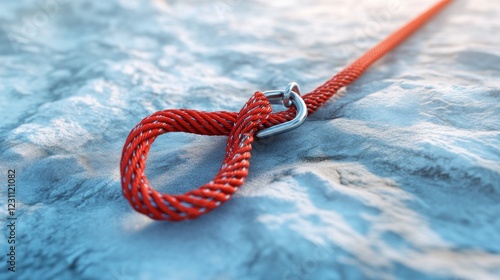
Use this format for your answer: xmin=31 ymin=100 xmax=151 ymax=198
xmin=120 ymin=0 xmax=453 ymax=221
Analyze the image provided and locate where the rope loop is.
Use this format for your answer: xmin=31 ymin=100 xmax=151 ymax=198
xmin=120 ymin=92 xmax=272 ymax=221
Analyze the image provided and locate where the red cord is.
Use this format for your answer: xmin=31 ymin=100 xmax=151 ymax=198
xmin=120 ymin=0 xmax=453 ymax=221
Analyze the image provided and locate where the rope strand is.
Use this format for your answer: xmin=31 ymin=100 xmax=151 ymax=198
xmin=120 ymin=0 xmax=453 ymax=221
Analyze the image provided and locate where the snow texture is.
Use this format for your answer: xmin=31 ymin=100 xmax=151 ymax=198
xmin=0 ymin=0 xmax=499 ymax=279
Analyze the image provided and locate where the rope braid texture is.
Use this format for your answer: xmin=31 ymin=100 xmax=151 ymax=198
xmin=120 ymin=0 xmax=453 ymax=221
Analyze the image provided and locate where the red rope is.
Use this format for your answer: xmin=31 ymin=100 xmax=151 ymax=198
xmin=120 ymin=0 xmax=453 ymax=221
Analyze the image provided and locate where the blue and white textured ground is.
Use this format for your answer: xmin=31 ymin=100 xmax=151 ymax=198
xmin=0 ymin=0 xmax=499 ymax=279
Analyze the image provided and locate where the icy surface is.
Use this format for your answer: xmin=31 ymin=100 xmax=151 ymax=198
xmin=1 ymin=0 xmax=499 ymax=279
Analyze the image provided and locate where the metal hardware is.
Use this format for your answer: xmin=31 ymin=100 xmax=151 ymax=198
xmin=256 ymin=82 xmax=308 ymax=139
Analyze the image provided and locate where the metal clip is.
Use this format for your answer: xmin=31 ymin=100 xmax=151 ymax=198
xmin=256 ymin=82 xmax=308 ymax=139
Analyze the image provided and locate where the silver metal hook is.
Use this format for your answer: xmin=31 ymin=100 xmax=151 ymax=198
xmin=256 ymin=82 xmax=308 ymax=139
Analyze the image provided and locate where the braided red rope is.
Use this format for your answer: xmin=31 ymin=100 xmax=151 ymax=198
xmin=120 ymin=0 xmax=453 ymax=221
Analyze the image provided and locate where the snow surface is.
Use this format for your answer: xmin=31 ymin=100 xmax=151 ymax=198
xmin=1 ymin=0 xmax=499 ymax=279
